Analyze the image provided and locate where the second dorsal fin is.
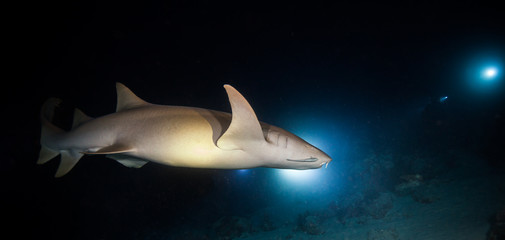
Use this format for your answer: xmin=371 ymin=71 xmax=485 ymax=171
xmin=115 ymin=82 xmax=150 ymax=112
xmin=72 ymin=108 xmax=93 ymax=129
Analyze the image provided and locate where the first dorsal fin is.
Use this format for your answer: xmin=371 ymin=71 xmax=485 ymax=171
xmin=217 ymin=85 xmax=266 ymax=150
xmin=116 ymin=82 xmax=150 ymax=112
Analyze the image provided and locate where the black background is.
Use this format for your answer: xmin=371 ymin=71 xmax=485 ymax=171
xmin=3 ymin=1 xmax=505 ymax=239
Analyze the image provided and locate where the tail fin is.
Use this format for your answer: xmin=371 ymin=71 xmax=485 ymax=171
xmin=38 ymin=98 xmax=84 ymax=177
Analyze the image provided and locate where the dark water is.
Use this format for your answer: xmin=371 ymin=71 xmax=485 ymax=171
xmin=4 ymin=2 xmax=505 ymax=239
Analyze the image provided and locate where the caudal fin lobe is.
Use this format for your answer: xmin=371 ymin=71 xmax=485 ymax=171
xmin=38 ymin=98 xmax=84 ymax=177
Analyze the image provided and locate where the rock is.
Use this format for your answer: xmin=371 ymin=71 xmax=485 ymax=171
xmin=395 ymin=174 xmax=423 ymax=194
xmin=367 ymin=228 xmax=399 ymax=240
xmin=365 ymin=192 xmax=394 ymax=219
xmin=364 ymin=153 xmax=395 ymax=171
xmin=212 ymin=216 xmax=251 ymax=240
xmin=487 ymin=207 xmax=505 ymax=240
xmin=395 ymin=174 xmax=439 ymax=204
xmin=296 ymin=212 xmax=325 ymax=235
xmin=411 ymin=186 xmax=438 ymax=204
xmin=330 ymin=192 xmax=366 ymax=220
xmin=401 ymin=174 xmax=423 ymax=182
xmin=259 ymin=214 xmax=276 ymax=231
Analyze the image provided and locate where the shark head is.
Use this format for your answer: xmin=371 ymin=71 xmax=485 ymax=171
xmin=216 ymin=84 xmax=332 ymax=170
xmin=248 ymin=124 xmax=332 ymax=169
xmin=262 ymin=125 xmax=332 ymax=169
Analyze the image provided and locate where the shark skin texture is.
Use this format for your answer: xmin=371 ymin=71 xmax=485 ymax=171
xmin=38 ymin=83 xmax=332 ymax=177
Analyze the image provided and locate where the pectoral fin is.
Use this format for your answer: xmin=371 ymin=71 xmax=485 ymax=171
xmin=83 ymin=145 xmax=146 ymax=168
xmin=217 ymin=85 xmax=266 ymax=150
xmin=82 ymin=144 xmax=135 ymax=155
xmin=107 ymin=154 xmax=148 ymax=168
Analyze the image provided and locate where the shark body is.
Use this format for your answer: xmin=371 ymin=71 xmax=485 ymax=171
xmin=39 ymin=83 xmax=332 ymax=177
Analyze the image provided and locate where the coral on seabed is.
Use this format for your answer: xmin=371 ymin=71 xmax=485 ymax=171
xmin=365 ymin=192 xmax=395 ymax=219
xmin=395 ymin=174 xmax=423 ymax=193
xmin=296 ymin=211 xmax=325 ymax=235
xmin=328 ymin=193 xmax=366 ymax=224
xmin=327 ymin=191 xmax=396 ymax=224
xmin=395 ymin=174 xmax=439 ymax=204
xmin=212 ymin=216 xmax=251 ymax=240
xmin=259 ymin=214 xmax=276 ymax=232
xmin=367 ymin=228 xmax=399 ymax=240
xmin=487 ymin=207 xmax=505 ymax=240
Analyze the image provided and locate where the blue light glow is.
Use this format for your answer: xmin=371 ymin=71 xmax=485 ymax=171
xmin=439 ymin=96 xmax=448 ymax=103
xmin=277 ymin=169 xmax=322 ymax=185
xmin=269 ymin=111 xmax=346 ymax=192
xmin=235 ymin=169 xmax=250 ymax=175
xmin=463 ymin=54 xmax=503 ymax=95
xmin=481 ymin=66 xmax=498 ymax=80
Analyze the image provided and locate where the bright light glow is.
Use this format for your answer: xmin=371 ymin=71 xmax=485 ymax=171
xmin=464 ymin=54 xmax=503 ymax=94
xmin=275 ymin=168 xmax=328 ymax=191
xmin=278 ymin=169 xmax=319 ymax=182
xmin=236 ymin=169 xmax=250 ymax=175
xmin=439 ymin=96 xmax=448 ymax=102
xmin=270 ymin=111 xmax=344 ymax=193
xmin=482 ymin=67 xmax=498 ymax=79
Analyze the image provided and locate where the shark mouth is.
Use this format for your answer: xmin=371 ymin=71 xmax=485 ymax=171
xmin=286 ymin=157 xmax=318 ymax=162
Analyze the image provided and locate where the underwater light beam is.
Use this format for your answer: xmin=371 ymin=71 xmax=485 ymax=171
xmin=464 ymin=57 xmax=502 ymax=94
xmin=236 ymin=169 xmax=250 ymax=175
xmin=271 ymin=113 xmax=342 ymax=189
xmin=277 ymin=169 xmax=322 ymax=185
xmin=482 ymin=66 xmax=498 ymax=80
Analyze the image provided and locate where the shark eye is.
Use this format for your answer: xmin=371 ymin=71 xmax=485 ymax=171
xmin=266 ymin=130 xmax=288 ymax=148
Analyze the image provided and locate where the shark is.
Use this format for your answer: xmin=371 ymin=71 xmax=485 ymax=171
xmin=38 ymin=83 xmax=332 ymax=177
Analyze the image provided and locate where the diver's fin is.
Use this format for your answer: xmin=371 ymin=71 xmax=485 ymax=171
xmin=217 ymin=85 xmax=265 ymax=150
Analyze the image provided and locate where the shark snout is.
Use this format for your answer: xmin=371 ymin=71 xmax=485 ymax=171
xmin=318 ymin=151 xmax=332 ymax=168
